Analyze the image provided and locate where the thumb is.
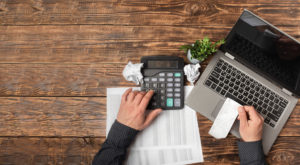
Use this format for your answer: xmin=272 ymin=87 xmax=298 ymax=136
xmin=238 ymin=106 xmax=248 ymax=128
xmin=142 ymin=108 xmax=162 ymax=129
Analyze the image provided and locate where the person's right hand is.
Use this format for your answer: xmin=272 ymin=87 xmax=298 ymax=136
xmin=117 ymin=88 xmax=162 ymax=131
xmin=237 ymin=106 xmax=264 ymax=142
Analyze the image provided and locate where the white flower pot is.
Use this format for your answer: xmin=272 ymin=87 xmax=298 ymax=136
xmin=187 ymin=49 xmax=200 ymax=64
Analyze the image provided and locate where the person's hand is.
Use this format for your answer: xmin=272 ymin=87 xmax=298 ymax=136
xmin=117 ymin=88 xmax=162 ymax=131
xmin=237 ymin=106 xmax=264 ymax=142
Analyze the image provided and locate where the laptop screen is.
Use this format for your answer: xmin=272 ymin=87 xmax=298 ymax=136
xmin=222 ymin=10 xmax=300 ymax=96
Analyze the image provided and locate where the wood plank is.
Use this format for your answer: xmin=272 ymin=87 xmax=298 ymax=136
xmin=0 ymin=97 xmax=107 ymax=136
xmin=0 ymin=97 xmax=299 ymax=137
xmin=0 ymin=25 xmax=230 ymax=63
xmin=1 ymin=136 xmax=300 ymax=164
xmin=0 ymin=25 xmax=299 ymax=63
xmin=0 ymin=0 xmax=300 ymax=26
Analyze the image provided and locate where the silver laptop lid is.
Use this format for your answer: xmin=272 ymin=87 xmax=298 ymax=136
xmin=221 ymin=9 xmax=300 ymax=97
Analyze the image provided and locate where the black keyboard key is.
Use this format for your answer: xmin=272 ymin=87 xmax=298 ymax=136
xmin=267 ymin=113 xmax=279 ymax=122
xmin=208 ymin=76 xmax=219 ymax=84
xmin=262 ymin=109 xmax=267 ymax=115
xmin=274 ymin=98 xmax=279 ymax=103
xmin=273 ymin=107 xmax=284 ymax=117
xmin=270 ymin=123 xmax=275 ymax=127
xmin=279 ymin=101 xmax=287 ymax=108
xmin=243 ymin=97 xmax=248 ymax=103
xmin=253 ymin=97 xmax=258 ymax=102
xmin=216 ymin=86 xmax=221 ymax=92
xmin=269 ymin=95 xmax=274 ymax=101
xmin=205 ymin=80 xmax=212 ymax=87
xmin=262 ymin=103 xmax=267 ymax=109
xmin=224 ymin=85 xmax=229 ymax=90
xmin=248 ymin=94 xmax=253 ymax=100
xmin=214 ymin=67 xmax=222 ymax=73
xmin=211 ymin=71 xmax=220 ymax=78
xmin=267 ymin=106 xmax=272 ymax=112
xmin=220 ymin=76 xmax=225 ymax=81
xmin=264 ymin=117 xmax=270 ymax=124
xmin=211 ymin=84 xmax=217 ymax=89
xmin=219 ymin=82 xmax=224 ymax=87
xmin=234 ymin=85 xmax=239 ymax=90
xmin=238 ymin=94 xmax=243 ymax=100
xmin=220 ymin=90 xmax=226 ymax=96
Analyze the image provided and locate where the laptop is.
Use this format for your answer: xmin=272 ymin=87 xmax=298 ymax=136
xmin=185 ymin=9 xmax=300 ymax=155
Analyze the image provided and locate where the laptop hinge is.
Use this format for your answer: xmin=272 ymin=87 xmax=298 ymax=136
xmin=282 ymin=88 xmax=293 ymax=96
xmin=225 ymin=52 xmax=235 ymax=60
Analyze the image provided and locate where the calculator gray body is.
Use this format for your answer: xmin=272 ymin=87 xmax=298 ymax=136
xmin=141 ymin=56 xmax=185 ymax=110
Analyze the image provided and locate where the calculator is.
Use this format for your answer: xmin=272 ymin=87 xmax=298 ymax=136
xmin=141 ymin=56 xmax=185 ymax=110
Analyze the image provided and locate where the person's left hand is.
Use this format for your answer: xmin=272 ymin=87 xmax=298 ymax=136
xmin=117 ymin=88 xmax=162 ymax=131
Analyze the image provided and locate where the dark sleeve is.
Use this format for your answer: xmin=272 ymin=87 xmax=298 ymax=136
xmin=92 ymin=120 xmax=139 ymax=165
xmin=237 ymin=140 xmax=268 ymax=165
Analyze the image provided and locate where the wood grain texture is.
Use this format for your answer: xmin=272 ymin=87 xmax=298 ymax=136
xmin=0 ymin=0 xmax=300 ymax=27
xmin=0 ymin=25 xmax=229 ymax=63
xmin=0 ymin=97 xmax=299 ymax=137
xmin=0 ymin=97 xmax=106 ymax=136
xmin=1 ymin=136 xmax=300 ymax=165
xmin=1 ymin=0 xmax=300 ymax=164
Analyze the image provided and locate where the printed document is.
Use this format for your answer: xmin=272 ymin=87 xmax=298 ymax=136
xmin=106 ymin=86 xmax=203 ymax=165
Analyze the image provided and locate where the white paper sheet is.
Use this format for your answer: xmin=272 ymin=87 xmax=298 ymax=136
xmin=208 ymin=98 xmax=240 ymax=139
xmin=107 ymin=86 xmax=203 ymax=165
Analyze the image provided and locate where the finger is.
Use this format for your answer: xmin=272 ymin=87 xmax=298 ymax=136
xmin=244 ymin=106 xmax=261 ymax=121
xmin=121 ymin=88 xmax=132 ymax=103
xmin=139 ymin=90 xmax=154 ymax=109
xmin=134 ymin=91 xmax=146 ymax=105
xmin=127 ymin=91 xmax=139 ymax=102
xmin=142 ymin=108 xmax=162 ymax=129
xmin=238 ymin=106 xmax=248 ymax=128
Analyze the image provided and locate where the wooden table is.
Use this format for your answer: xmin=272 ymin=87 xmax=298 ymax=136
xmin=0 ymin=0 xmax=300 ymax=164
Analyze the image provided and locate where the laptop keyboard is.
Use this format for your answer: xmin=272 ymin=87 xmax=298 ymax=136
xmin=204 ymin=59 xmax=288 ymax=128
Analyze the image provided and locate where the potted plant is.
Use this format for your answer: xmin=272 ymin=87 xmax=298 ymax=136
xmin=180 ymin=37 xmax=225 ymax=64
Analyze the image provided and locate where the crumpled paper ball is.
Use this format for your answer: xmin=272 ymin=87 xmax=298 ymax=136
xmin=184 ymin=63 xmax=201 ymax=85
xmin=122 ymin=61 xmax=144 ymax=85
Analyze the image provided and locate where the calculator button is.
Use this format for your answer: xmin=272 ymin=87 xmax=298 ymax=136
xmin=167 ymin=83 xmax=173 ymax=87
xmin=174 ymin=83 xmax=180 ymax=87
xmin=174 ymin=93 xmax=180 ymax=97
xmin=167 ymin=88 xmax=173 ymax=92
xmin=159 ymin=73 xmax=165 ymax=77
xmin=174 ymin=98 xmax=181 ymax=107
xmin=167 ymin=73 xmax=173 ymax=77
xmin=174 ymin=88 xmax=180 ymax=92
xmin=161 ymin=96 xmax=165 ymax=100
xmin=145 ymin=83 xmax=150 ymax=88
xmin=174 ymin=78 xmax=180 ymax=82
xmin=160 ymin=89 xmax=165 ymax=94
xmin=167 ymin=93 xmax=173 ymax=97
xmin=159 ymin=78 xmax=165 ymax=82
xmin=160 ymin=83 xmax=165 ymax=88
xmin=144 ymin=77 xmax=150 ymax=82
xmin=151 ymin=78 xmax=158 ymax=82
xmin=167 ymin=78 xmax=173 ymax=82
xmin=167 ymin=98 xmax=173 ymax=107
xmin=152 ymin=83 xmax=158 ymax=88
xmin=174 ymin=73 xmax=181 ymax=77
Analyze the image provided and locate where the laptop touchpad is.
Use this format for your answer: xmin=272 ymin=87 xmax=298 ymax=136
xmin=211 ymin=99 xmax=226 ymax=120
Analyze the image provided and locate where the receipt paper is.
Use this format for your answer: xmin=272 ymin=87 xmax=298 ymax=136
xmin=208 ymin=98 xmax=240 ymax=139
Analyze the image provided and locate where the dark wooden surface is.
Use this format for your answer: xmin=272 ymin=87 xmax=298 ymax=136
xmin=0 ymin=0 xmax=300 ymax=164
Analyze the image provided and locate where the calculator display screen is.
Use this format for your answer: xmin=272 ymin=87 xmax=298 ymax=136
xmin=148 ymin=60 xmax=178 ymax=68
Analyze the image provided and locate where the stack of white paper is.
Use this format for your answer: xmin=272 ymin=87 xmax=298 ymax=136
xmin=107 ymin=86 xmax=203 ymax=165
